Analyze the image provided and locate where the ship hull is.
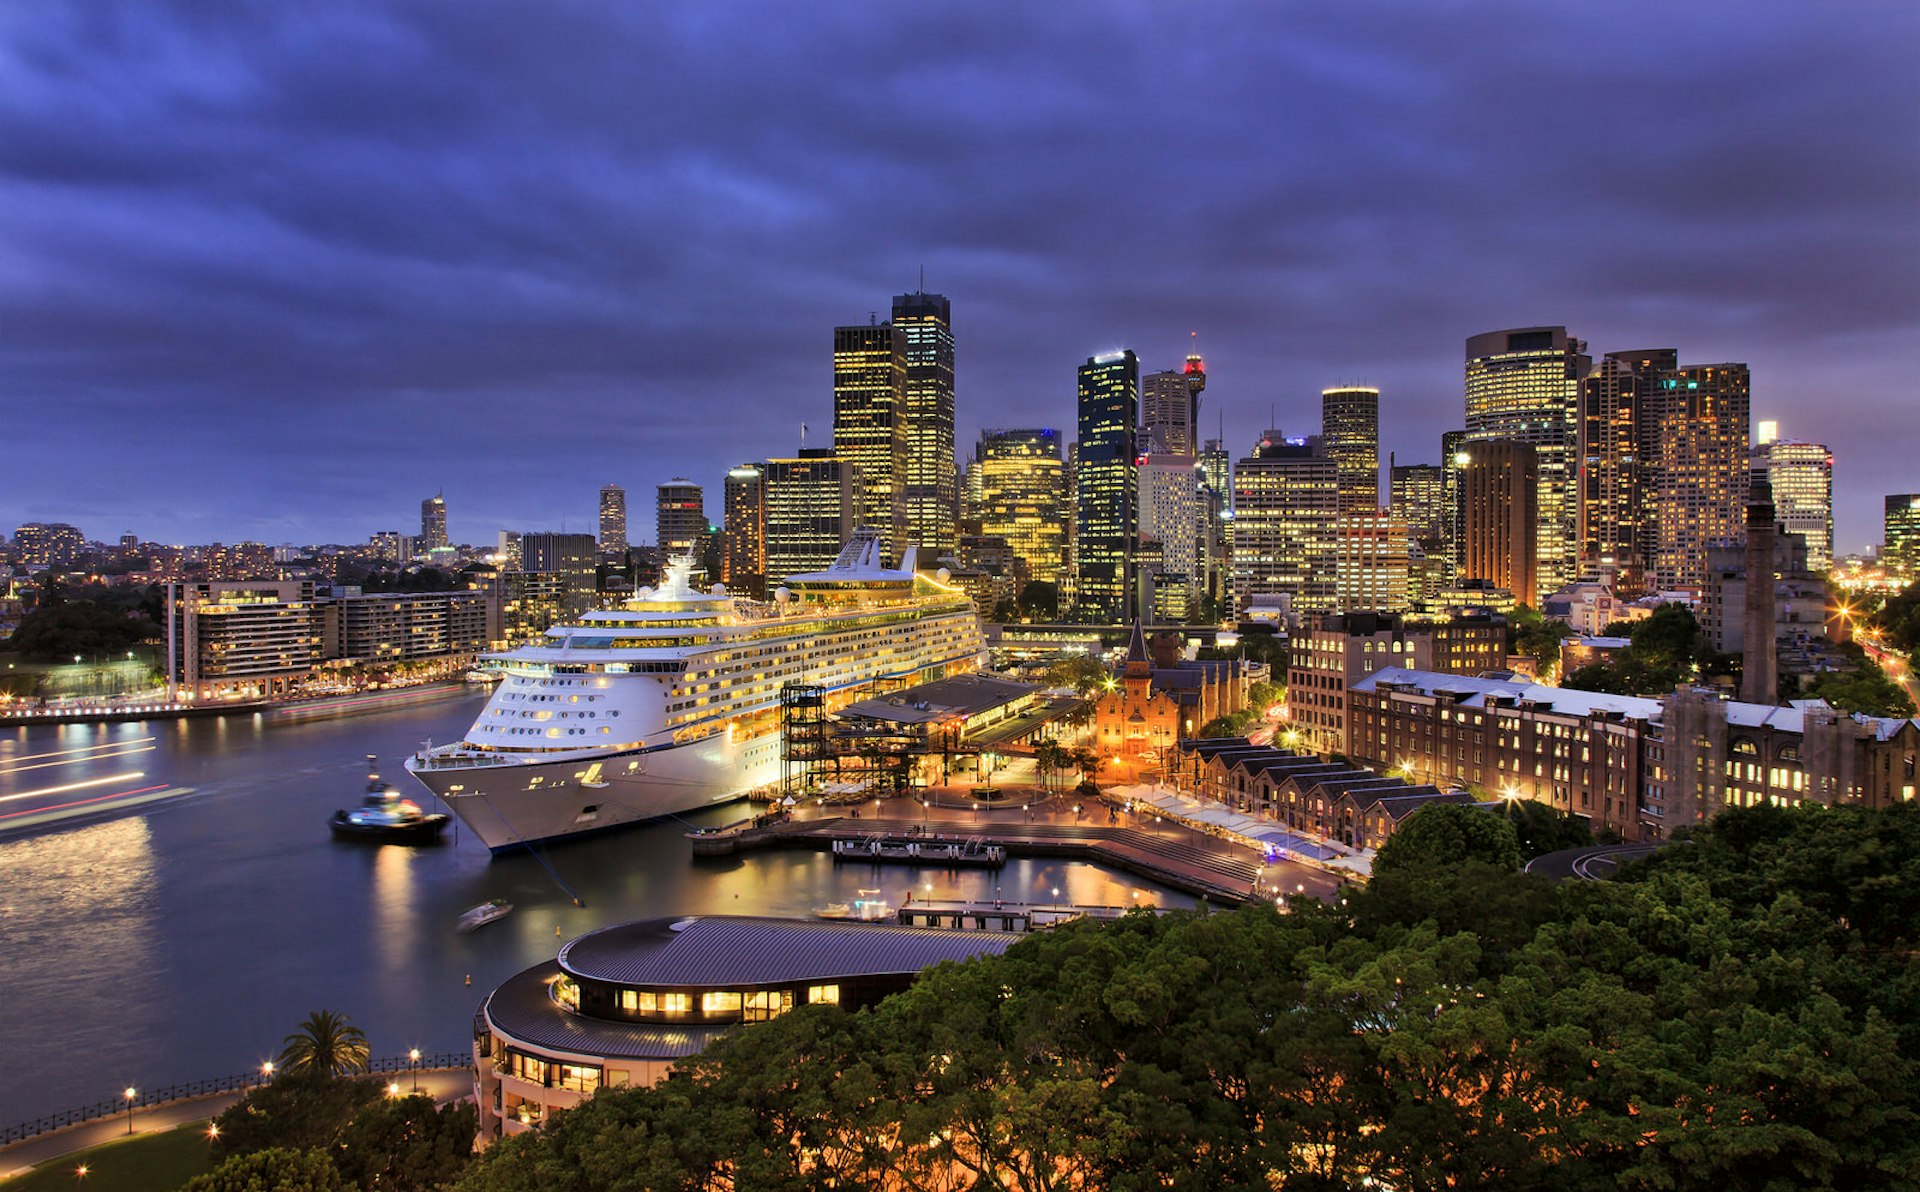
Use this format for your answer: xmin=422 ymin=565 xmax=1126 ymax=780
xmin=407 ymin=731 xmax=783 ymax=852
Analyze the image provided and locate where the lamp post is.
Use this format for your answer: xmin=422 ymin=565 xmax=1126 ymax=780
xmin=123 ymin=1087 xmax=136 ymax=1135
xmin=409 ymin=1047 xmax=421 ymax=1092
xmin=260 ymin=1060 xmax=275 ymax=1087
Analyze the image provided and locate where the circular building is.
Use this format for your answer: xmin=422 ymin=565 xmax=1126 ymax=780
xmin=473 ymin=915 xmax=1020 ymax=1143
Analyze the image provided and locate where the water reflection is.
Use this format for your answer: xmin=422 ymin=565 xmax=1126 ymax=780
xmin=0 ymin=694 xmax=1194 ymax=1125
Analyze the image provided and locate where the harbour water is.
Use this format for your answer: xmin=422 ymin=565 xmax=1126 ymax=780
xmin=0 ymin=692 xmax=1189 ymax=1126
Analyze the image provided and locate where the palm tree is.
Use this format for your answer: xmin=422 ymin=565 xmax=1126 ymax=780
xmin=276 ymin=1010 xmax=371 ymax=1078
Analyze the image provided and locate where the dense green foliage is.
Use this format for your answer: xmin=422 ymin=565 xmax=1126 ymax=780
xmin=1801 ymin=641 xmax=1916 ymax=717
xmin=209 ymin=1071 xmax=382 ymax=1160
xmin=1503 ymin=796 xmax=1600 ymax=859
xmin=1508 ymin=604 xmax=1572 ymax=677
xmin=1042 ymin=653 xmax=1113 ymax=697
xmin=2 ymin=583 xmax=161 ymax=661
xmin=1371 ymin=800 xmax=1524 ymax=875
xmin=1562 ymin=604 xmax=1720 ymax=696
xmin=334 ymin=1094 xmax=478 ymax=1191
xmin=457 ymin=802 xmax=1920 ymax=1191
xmin=183 ymin=1146 xmax=345 ymax=1192
xmin=1198 ymin=629 xmax=1290 ymax=672
xmin=1015 ymin=581 xmax=1059 ymax=622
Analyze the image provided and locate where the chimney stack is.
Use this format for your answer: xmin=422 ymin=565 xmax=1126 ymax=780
xmin=1740 ymin=480 xmax=1778 ymax=705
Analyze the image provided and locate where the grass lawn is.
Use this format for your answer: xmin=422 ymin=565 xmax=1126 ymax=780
xmin=8 ymin=1122 xmax=216 ymax=1192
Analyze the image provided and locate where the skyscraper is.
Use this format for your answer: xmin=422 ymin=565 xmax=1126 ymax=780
xmin=1577 ymin=350 xmax=1750 ymax=595
xmin=722 ymin=464 xmax=766 ymax=589
xmin=763 ymin=452 xmax=859 ymax=580
xmin=1230 ymin=433 xmax=1339 ymax=619
xmin=1751 ymin=424 xmax=1834 ymax=573
xmin=1641 ymin=362 xmax=1749 ymax=594
xmin=1440 ymin=428 xmax=1468 ymax=583
xmin=893 ymin=291 xmax=957 ymax=562
xmin=1578 ymin=351 xmax=1655 ymax=594
xmin=972 ymin=429 xmax=1068 ymax=591
xmin=420 ymin=493 xmax=448 ymax=552
xmin=1321 ymin=387 xmax=1381 ymax=515
xmin=1389 ymin=461 xmax=1446 ymax=544
xmin=1074 ymin=351 xmax=1139 ymax=621
xmin=598 ymin=484 xmax=628 ymax=556
xmin=832 ymin=319 xmax=906 ymax=562
xmin=519 ymin=531 xmax=599 ymax=616
xmin=1137 ymin=453 xmax=1202 ymax=612
xmin=656 ymin=479 xmax=706 ymax=557
xmin=1458 ymin=440 xmax=1539 ymax=606
xmin=1465 ymin=328 xmax=1589 ymax=603
xmin=1886 ymin=494 xmax=1920 ymax=575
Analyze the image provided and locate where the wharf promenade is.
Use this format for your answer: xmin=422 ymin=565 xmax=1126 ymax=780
xmin=695 ymin=785 xmax=1349 ymax=907
xmin=0 ymin=1069 xmax=471 ymax=1181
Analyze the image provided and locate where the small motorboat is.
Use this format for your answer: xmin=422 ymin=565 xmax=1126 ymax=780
xmin=816 ymin=890 xmax=892 ymax=922
xmin=330 ymin=755 xmax=450 ymax=844
xmin=457 ymin=899 xmax=513 ymax=933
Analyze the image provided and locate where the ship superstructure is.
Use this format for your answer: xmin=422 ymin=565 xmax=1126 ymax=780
xmin=407 ymin=531 xmax=984 ymax=850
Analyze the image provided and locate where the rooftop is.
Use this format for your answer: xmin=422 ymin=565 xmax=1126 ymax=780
xmin=558 ymin=915 xmax=1020 ymax=988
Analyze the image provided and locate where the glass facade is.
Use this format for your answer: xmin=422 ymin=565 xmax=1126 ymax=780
xmin=1074 ymin=351 xmax=1138 ymax=621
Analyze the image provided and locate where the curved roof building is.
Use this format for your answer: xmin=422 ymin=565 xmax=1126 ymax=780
xmin=473 ymin=915 xmax=1018 ymax=1146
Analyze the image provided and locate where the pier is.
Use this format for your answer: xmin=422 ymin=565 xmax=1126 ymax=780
xmin=688 ymin=788 xmax=1349 ymax=908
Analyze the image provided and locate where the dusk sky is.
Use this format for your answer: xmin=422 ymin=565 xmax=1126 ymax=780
xmin=2 ymin=2 xmax=1915 ymax=554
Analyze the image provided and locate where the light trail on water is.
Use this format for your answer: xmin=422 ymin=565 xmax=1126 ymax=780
xmin=0 ymin=771 xmax=150 ymax=805
xmin=0 ymin=736 xmax=159 ymax=775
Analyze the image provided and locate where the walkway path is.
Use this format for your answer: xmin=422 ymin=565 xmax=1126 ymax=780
xmin=770 ymin=784 xmax=1348 ymax=906
xmin=0 ymin=1070 xmax=471 ymax=1181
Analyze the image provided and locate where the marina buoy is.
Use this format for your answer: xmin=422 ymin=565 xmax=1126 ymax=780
xmin=464 ymin=974 xmax=471 ymax=987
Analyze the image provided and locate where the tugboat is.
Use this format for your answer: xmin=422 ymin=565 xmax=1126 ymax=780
xmin=330 ymin=756 xmax=451 ymax=844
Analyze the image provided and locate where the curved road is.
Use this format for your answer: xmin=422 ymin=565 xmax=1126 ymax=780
xmin=1525 ymin=843 xmax=1661 ymax=880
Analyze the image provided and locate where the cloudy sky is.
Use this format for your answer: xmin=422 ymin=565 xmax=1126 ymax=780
xmin=2 ymin=2 xmax=1915 ymax=553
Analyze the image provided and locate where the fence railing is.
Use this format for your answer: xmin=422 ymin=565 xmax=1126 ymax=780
xmin=0 ymin=1051 xmax=469 ymax=1149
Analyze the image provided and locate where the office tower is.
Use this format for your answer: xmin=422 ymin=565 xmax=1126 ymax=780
xmin=496 ymin=530 xmax=522 ymax=570
xmin=1334 ymin=511 xmax=1411 ymax=612
xmin=1440 ymin=429 xmax=1468 ymax=583
xmin=1321 ymin=387 xmax=1381 ymax=515
xmin=1457 ymin=440 xmax=1539 ymax=605
xmin=656 ymin=479 xmax=706 ymax=556
xmin=722 ymin=464 xmax=767 ymax=588
xmin=1196 ymin=437 xmax=1231 ymax=617
xmin=972 ymin=428 xmax=1068 ymax=590
xmin=1138 ymin=453 xmax=1202 ymax=613
xmin=1074 ymin=351 xmax=1139 ymax=621
xmin=519 ymin=532 xmax=599 ymax=616
xmin=762 ymin=452 xmax=860 ymax=580
xmin=1751 ymin=425 xmax=1834 ymax=572
xmin=1887 ymin=494 xmax=1920 ymax=575
xmin=1578 ymin=350 xmax=1750 ymax=595
xmin=1641 ymin=362 xmax=1749 ymax=593
xmin=893 ymin=291 xmax=957 ymax=562
xmin=420 ymin=493 xmax=448 ymax=552
xmin=1464 ymin=328 xmax=1589 ymax=602
xmin=1741 ymin=481 xmax=1778 ymax=705
xmin=1141 ymin=371 xmax=1190 ymax=456
xmin=598 ymin=484 xmax=628 ymax=556
xmin=1578 ymin=351 xmax=1655 ymax=594
xmin=832 ymin=319 xmax=907 ymax=562
xmin=1389 ymin=461 xmax=1446 ymax=544
xmin=1230 ymin=433 xmax=1339 ymax=619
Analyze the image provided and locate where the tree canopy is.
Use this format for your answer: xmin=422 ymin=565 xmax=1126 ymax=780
xmin=1371 ymin=800 xmax=1523 ymax=875
xmin=277 ymin=1010 xmax=372 ymax=1078
xmin=183 ymin=1147 xmax=345 ymax=1192
xmin=1563 ymin=603 xmax=1720 ymax=696
xmin=454 ymin=801 xmax=1920 ymax=1191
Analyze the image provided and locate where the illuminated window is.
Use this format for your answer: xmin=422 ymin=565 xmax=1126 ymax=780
xmin=553 ymin=978 xmax=580 ymax=1012
xmin=806 ymin=984 xmax=840 ymax=1005
xmin=701 ymin=991 xmax=743 ymax=1015
xmin=660 ymin=993 xmax=691 ymax=1014
xmin=619 ymin=990 xmax=657 ymax=1013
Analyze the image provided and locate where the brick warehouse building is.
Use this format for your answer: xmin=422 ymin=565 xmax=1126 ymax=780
xmin=1346 ymin=668 xmax=1918 ymax=840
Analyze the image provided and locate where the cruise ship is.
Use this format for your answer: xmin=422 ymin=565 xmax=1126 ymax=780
xmin=406 ymin=531 xmax=986 ymax=851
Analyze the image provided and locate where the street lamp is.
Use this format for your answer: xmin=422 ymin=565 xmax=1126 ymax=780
xmin=123 ymin=1087 xmax=136 ymax=1135
xmin=409 ymin=1047 xmax=421 ymax=1092
xmin=260 ymin=1060 xmax=275 ymax=1084
xmin=387 ymin=1081 xmax=401 ymax=1097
